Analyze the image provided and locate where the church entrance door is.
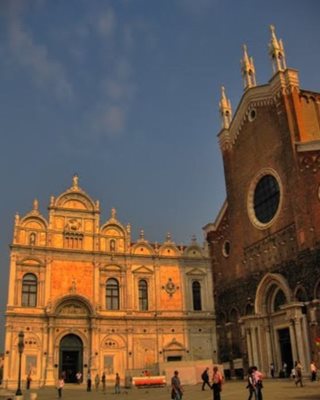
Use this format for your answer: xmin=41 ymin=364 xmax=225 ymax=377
xmin=278 ymin=328 xmax=293 ymax=375
xmin=59 ymin=334 xmax=83 ymax=383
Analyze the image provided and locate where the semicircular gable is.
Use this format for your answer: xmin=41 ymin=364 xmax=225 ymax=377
xmin=21 ymin=215 xmax=48 ymax=229
xmin=49 ymin=294 xmax=95 ymax=316
xmin=101 ymin=224 xmax=126 ymax=237
xmin=132 ymin=242 xmax=154 ymax=255
xmin=16 ymin=332 xmax=41 ymax=350
xmin=159 ymin=244 xmax=180 ymax=257
xmin=101 ymin=334 xmax=126 ymax=349
xmin=55 ymin=192 xmax=95 ymax=211
xmin=184 ymin=245 xmax=203 ymax=258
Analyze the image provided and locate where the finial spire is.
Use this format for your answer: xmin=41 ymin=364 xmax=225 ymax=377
xmin=241 ymin=44 xmax=256 ymax=90
xmin=140 ymin=229 xmax=145 ymax=240
xmin=33 ymin=198 xmax=39 ymax=211
xmin=219 ymin=86 xmax=232 ymax=129
xmin=72 ymin=174 xmax=79 ymax=188
xmin=111 ymin=208 xmax=117 ymax=219
xmin=268 ymin=25 xmax=287 ymax=74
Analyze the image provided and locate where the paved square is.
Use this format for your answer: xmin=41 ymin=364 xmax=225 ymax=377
xmin=2 ymin=379 xmax=320 ymax=400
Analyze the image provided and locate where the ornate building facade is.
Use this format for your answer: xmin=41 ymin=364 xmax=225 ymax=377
xmin=3 ymin=176 xmax=216 ymax=388
xmin=204 ymin=26 xmax=320 ymax=377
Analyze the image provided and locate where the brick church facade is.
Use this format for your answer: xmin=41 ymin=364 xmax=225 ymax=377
xmin=204 ymin=26 xmax=320 ymax=377
xmin=3 ymin=176 xmax=216 ymax=388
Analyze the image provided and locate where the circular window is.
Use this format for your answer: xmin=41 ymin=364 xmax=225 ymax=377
xmin=222 ymin=240 xmax=231 ymax=257
xmin=248 ymin=108 xmax=257 ymax=122
xmin=248 ymin=169 xmax=282 ymax=229
xmin=254 ymin=175 xmax=280 ymax=223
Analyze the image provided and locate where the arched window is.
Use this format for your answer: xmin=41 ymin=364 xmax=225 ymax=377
xmin=138 ymin=279 xmax=148 ymax=311
xmin=245 ymin=303 xmax=254 ymax=315
xmin=106 ymin=278 xmax=119 ymax=310
xmin=295 ymin=287 xmax=308 ymax=302
xmin=229 ymin=308 xmax=239 ymax=323
xmin=22 ymin=273 xmax=37 ymax=307
xmin=273 ymin=288 xmax=287 ymax=312
xmin=192 ymin=281 xmax=202 ymax=311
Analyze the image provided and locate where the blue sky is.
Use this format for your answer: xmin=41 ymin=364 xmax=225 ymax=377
xmin=0 ymin=0 xmax=319 ymax=349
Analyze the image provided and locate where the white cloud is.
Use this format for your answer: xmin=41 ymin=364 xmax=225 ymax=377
xmin=96 ymin=7 xmax=116 ymax=37
xmin=92 ymin=105 xmax=126 ymax=137
xmin=6 ymin=6 xmax=73 ymax=101
xmin=102 ymin=106 xmax=125 ymax=133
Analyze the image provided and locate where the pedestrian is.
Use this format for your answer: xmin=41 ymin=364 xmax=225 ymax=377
xmin=252 ymin=366 xmax=263 ymax=400
xmin=171 ymin=370 xmax=183 ymax=400
xmin=295 ymin=361 xmax=303 ymax=387
xmin=76 ymin=371 xmax=82 ymax=384
xmin=212 ymin=366 xmax=223 ymax=400
xmin=95 ymin=373 xmax=100 ymax=391
xmin=310 ymin=361 xmax=317 ymax=381
xmin=115 ymin=372 xmax=121 ymax=394
xmin=101 ymin=371 xmax=106 ymax=392
xmin=269 ymin=362 xmax=275 ymax=378
xmin=86 ymin=370 xmax=92 ymax=392
xmin=246 ymin=367 xmax=255 ymax=400
xmin=26 ymin=372 xmax=32 ymax=389
xmin=282 ymin=362 xmax=288 ymax=378
xmin=57 ymin=376 xmax=64 ymax=398
xmin=201 ymin=367 xmax=211 ymax=390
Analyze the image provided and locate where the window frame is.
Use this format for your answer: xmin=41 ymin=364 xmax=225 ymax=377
xmin=138 ymin=279 xmax=148 ymax=311
xmin=106 ymin=278 xmax=120 ymax=310
xmin=192 ymin=280 xmax=202 ymax=311
xmin=22 ymin=273 xmax=38 ymax=307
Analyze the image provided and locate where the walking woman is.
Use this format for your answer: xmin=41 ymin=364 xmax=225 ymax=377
xmin=212 ymin=366 xmax=223 ymax=400
xmin=295 ymin=361 xmax=303 ymax=387
xmin=57 ymin=376 xmax=64 ymax=398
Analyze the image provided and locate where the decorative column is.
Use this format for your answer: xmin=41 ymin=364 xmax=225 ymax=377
xmin=293 ymin=316 xmax=309 ymax=371
xmin=8 ymin=254 xmax=17 ymax=306
xmin=89 ymin=318 xmax=97 ymax=375
xmin=45 ymin=318 xmax=55 ymax=385
xmin=246 ymin=328 xmax=253 ymax=366
xmin=264 ymin=323 xmax=273 ymax=373
xmin=250 ymin=326 xmax=260 ymax=366
xmin=3 ymin=324 xmax=13 ymax=387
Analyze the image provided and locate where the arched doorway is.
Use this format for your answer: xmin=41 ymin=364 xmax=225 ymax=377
xmin=59 ymin=334 xmax=83 ymax=383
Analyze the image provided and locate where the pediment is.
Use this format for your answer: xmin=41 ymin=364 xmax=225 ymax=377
xmin=18 ymin=257 xmax=43 ymax=267
xmin=104 ymin=264 xmax=123 ymax=272
xmin=163 ymin=339 xmax=185 ymax=350
xmin=186 ymin=267 xmax=206 ymax=276
xmin=132 ymin=265 xmax=154 ymax=274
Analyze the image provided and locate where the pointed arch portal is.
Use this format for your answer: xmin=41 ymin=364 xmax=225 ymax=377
xmin=59 ymin=334 xmax=83 ymax=383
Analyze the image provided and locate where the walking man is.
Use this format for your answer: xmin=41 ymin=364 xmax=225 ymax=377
xmin=171 ymin=370 xmax=183 ymax=400
xmin=201 ymin=367 xmax=211 ymax=390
